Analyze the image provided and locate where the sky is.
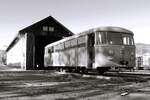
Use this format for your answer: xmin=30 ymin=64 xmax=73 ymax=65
xmin=0 ymin=0 xmax=150 ymax=50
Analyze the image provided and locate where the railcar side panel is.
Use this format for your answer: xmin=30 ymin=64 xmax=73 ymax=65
xmin=63 ymin=48 xmax=77 ymax=66
xmin=77 ymin=46 xmax=88 ymax=67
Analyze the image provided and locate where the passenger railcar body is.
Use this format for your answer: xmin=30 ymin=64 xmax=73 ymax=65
xmin=44 ymin=26 xmax=135 ymax=73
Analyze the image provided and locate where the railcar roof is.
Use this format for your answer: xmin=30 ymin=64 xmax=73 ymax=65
xmin=45 ymin=26 xmax=133 ymax=49
xmin=79 ymin=26 xmax=133 ymax=35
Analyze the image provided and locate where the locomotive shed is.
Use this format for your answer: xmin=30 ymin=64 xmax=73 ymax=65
xmin=6 ymin=16 xmax=74 ymax=70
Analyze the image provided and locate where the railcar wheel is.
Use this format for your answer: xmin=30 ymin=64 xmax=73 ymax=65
xmin=98 ymin=70 xmax=105 ymax=75
xmin=74 ymin=67 xmax=80 ymax=73
xmin=58 ymin=68 xmax=64 ymax=72
xmin=81 ymin=67 xmax=87 ymax=74
xmin=68 ymin=68 xmax=73 ymax=72
xmin=97 ymin=68 xmax=105 ymax=75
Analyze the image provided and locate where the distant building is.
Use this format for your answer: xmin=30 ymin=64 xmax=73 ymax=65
xmin=0 ymin=50 xmax=6 ymax=65
xmin=6 ymin=16 xmax=74 ymax=70
xmin=136 ymin=43 xmax=150 ymax=69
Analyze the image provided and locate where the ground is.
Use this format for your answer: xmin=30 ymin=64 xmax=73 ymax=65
xmin=0 ymin=69 xmax=150 ymax=100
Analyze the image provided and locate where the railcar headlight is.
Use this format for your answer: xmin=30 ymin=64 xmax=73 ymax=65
xmin=108 ymin=50 xmax=114 ymax=55
xmin=121 ymin=46 xmax=125 ymax=49
xmin=131 ymin=52 xmax=134 ymax=55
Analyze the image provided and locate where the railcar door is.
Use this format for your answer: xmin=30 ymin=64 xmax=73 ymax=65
xmin=87 ymin=33 xmax=95 ymax=69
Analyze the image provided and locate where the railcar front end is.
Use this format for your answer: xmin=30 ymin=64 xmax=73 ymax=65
xmin=94 ymin=30 xmax=135 ymax=73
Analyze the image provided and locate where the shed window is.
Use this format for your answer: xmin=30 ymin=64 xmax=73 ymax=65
xmin=49 ymin=27 xmax=54 ymax=32
xmin=43 ymin=26 xmax=48 ymax=31
xmin=43 ymin=26 xmax=54 ymax=32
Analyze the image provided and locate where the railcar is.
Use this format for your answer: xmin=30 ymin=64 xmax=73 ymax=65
xmin=44 ymin=26 xmax=135 ymax=74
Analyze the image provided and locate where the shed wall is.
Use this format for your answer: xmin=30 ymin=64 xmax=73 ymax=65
xmin=7 ymin=34 xmax=27 ymax=69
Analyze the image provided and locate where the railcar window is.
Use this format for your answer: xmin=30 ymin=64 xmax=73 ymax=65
xmin=123 ymin=34 xmax=134 ymax=45
xmin=131 ymin=37 xmax=134 ymax=45
xmin=123 ymin=37 xmax=129 ymax=45
xmin=54 ymin=45 xmax=58 ymax=51
xmin=65 ymin=41 xmax=71 ymax=48
xmin=78 ymin=36 xmax=86 ymax=44
xmin=70 ymin=39 xmax=77 ymax=46
xmin=96 ymin=32 xmax=107 ymax=44
xmin=107 ymin=32 xmax=122 ymax=45
xmin=48 ymin=47 xmax=54 ymax=53
xmin=58 ymin=43 xmax=64 ymax=50
xmin=54 ymin=43 xmax=64 ymax=51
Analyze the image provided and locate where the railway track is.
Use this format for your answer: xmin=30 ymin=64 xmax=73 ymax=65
xmin=1 ymin=68 xmax=150 ymax=81
xmin=105 ymin=71 xmax=150 ymax=77
xmin=69 ymin=70 xmax=150 ymax=82
xmin=105 ymin=72 xmax=150 ymax=81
